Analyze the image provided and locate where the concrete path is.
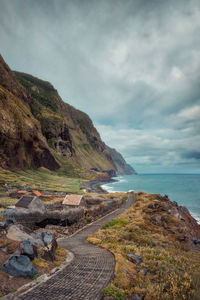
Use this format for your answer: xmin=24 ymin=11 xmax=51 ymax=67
xmin=17 ymin=194 xmax=134 ymax=300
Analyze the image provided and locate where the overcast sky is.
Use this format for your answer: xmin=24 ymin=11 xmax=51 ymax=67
xmin=1 ymin=0 xmax=200 ymax=173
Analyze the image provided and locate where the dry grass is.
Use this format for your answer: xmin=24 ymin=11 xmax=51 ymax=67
xmin=0 ymin=197 xmax=18 ymax=209
xmin=33 ymin=246 xmax=67 ymax=271
xmin=88 ymin=193 xmax=200 ymax=300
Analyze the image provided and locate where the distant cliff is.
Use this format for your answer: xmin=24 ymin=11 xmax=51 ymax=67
xmin=106 ymin=146 xmax=136 ymax=175
xmin=0 ymin=54 xmax=135 ymax=177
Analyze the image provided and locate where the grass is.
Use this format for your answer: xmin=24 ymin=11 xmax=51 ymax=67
xmin=102 ymin=218 xmax=128 ymax=230
xmin=33 ymin=246 xmax=68 ymax=271
xmin=88 ymin=192 xmax=200 ymax=300
xmin=0 ymin=197 xmax=18 ymax=209
xmin=0 ymin=167 xmax=82 ymax=193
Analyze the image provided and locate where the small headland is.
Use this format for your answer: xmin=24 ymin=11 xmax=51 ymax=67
xmin=88 ymin=191 xmax=200 ymax=300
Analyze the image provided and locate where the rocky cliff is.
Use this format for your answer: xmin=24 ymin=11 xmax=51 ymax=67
xmin=106 ymin=146 xmax=136 ymax=175
xmin=0 ymin=54 xmax=135 ymax=176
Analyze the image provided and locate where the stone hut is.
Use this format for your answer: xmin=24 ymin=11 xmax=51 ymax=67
xmin=62 ymin=194 xmax=85 ymax=208
xmin=15 ymin=195 xmax=46 ymax=213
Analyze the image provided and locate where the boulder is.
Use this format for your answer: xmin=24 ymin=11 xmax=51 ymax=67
xmin=40 ymin=232 xmax=54 ymax=246
xmin=0 ymin=254 xmax=37 ymax=277
xmin=29 ymin=237 xmax=45 ymax=247
xmin=20 ymin=240 xmax=37 ymax=260
xmin=29 ymin=232 xmax=57 ymax=261
xmin=128 ymin=253 xmax=143 ymax=264
xmin=6 ymin=225 xmax=33 ymax=242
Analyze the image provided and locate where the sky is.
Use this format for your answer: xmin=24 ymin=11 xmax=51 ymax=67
xmin=0 ymin=0 xmax=200 ymax=173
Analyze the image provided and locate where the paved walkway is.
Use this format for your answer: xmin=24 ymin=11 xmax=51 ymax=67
xmin=18 ymin=194 xmax=134 ymax=300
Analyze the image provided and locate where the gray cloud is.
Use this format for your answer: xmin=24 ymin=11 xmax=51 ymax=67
xmin=0 ymin=0 xmax=200 ymax=173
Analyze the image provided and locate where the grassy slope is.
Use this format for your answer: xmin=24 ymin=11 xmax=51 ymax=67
xmin=0 ymin=168 xmax=82 ymax=193
xmin=88 ymin=193 xmax=200 ymax=300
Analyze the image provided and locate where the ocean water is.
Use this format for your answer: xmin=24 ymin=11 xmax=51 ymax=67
xmin=102 ymin=174 xmax=200 ymax=224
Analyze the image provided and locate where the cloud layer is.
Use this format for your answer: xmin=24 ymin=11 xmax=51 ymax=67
xmin=0 ymin=0 xmax=200 ymax=173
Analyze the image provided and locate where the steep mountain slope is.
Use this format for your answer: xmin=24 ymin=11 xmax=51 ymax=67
xmin=106 ymin=146 xmax=136 ymax=175
xmin=0 ymin=56 xmax=59 ymax=171
xmin=0 ymin=54 xmax=135 ymax=176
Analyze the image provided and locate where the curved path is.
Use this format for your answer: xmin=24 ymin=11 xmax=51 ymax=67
xmin=18 ymin=194 xmax=134 ymax=300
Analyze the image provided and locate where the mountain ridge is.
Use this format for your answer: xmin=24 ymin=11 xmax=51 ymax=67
xmin=0 ymin=54 xmax=136 ymax=177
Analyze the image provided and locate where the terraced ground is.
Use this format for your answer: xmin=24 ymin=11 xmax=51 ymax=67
xmin=17 ymin=194 xmax=134 ymax=300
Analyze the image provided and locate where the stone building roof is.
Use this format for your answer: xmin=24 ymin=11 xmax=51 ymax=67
xmin=62 ymin=195 xmax=83 ymax=206
xmin=15 ymin=196 xmax=35 ymax=208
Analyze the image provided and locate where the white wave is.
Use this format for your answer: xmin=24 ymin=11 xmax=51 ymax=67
xmin=101 ymin=184 xmax=123 ymax=193
xmin=190 ymin=212 xmax=200 ymax=224
xmin=110 ymin=178 xmax=127 ymax=185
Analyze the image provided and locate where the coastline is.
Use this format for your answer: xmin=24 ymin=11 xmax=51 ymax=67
xmin=101 ymin=174 xmax=200 ymax=225
xmin=82 ymin=178 xmax=118 ymax=193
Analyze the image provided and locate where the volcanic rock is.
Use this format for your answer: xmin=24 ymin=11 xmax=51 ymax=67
xmin=1 ymin=254 xmax=37 ymax=277
xmin=20 ymin=240 xmax=37 ymax=260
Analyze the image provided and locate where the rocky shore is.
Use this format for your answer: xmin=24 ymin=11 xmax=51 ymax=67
xmin=82 ymin=178 xmax=117 ymax=193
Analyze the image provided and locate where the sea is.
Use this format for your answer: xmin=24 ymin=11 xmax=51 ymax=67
xmin=102 ymin=174 xmax=200 ymax=224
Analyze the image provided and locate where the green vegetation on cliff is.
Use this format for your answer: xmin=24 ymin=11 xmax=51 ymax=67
xmin=0 ymin=54 xmax=135 ymax=177
xmin=0 ymin=168 xmax=81 ymax=193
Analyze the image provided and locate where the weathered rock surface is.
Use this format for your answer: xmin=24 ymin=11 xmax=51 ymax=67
xmin=7 ymin=225 xmax=33 ymax=242
xmin=146 ymin=194 xmax=200 ymax=249
xmin=1 ymin=254 xmax=37 ymax=277
xmin=20 ymin=240 xmax=37 ymax=260
xmin=40 ymin=232 xmax=53 ymax=246
xmin=5 ymin=222 xmax=58 ymax=262
xmin=2 ymin=205 xmax=84 ymax=228
xmin=40 ymin=233 xmax=57 ymax=261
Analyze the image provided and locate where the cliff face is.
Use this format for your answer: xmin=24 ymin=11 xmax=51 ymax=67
xmin=0 ymin=54 xmax=135 ymax=176
xmin=0 ymin=56 xmax=59 ymax=171
xmin=106 ymin=146 xmax=136 ymax=175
